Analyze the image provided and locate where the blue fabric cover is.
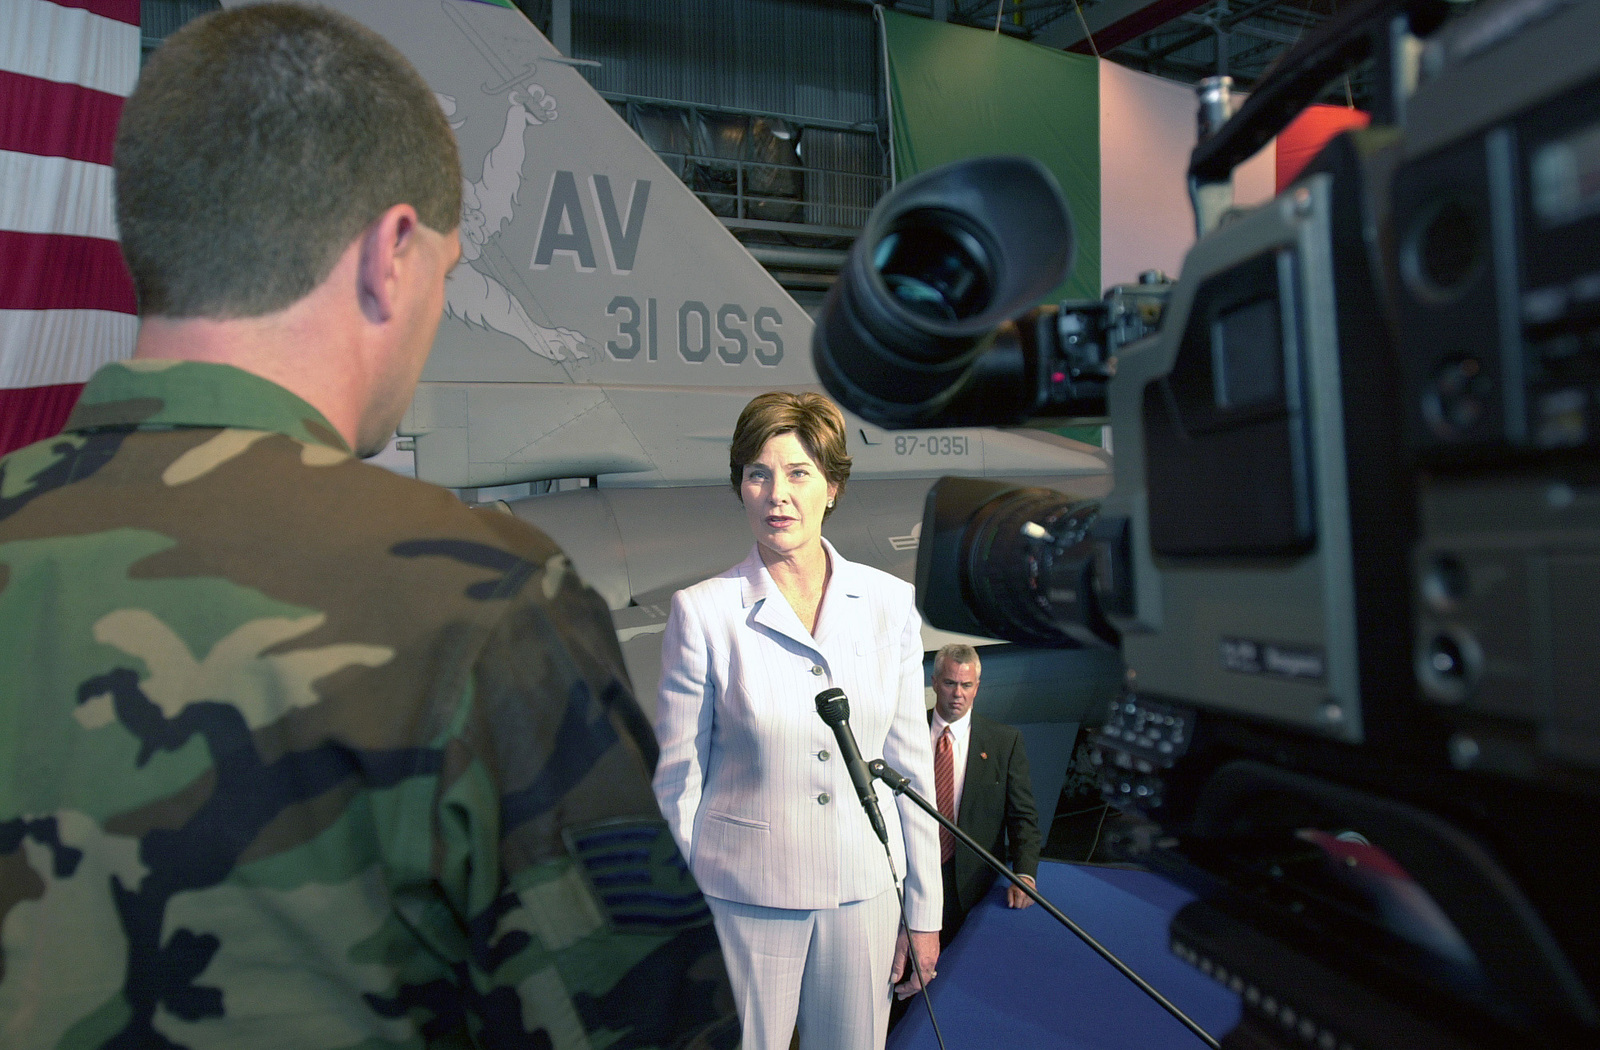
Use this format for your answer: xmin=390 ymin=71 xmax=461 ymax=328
xmin=889 ymin=860 xmax=1240 ymax=1049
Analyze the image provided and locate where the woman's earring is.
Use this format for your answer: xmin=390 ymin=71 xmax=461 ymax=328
xmin=827 ymin=499 xmax=835 ymax=508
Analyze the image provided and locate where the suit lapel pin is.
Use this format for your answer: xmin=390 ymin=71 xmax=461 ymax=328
xmin=980 ymin=751 xmax=988 ymax=760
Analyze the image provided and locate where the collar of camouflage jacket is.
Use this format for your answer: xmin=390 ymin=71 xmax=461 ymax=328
xmin=63 ymin=360 xmax=351 ymax=452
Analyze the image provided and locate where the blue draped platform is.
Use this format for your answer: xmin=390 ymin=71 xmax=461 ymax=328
xmin=888 ymin=861 xmax=1241 ymax=1050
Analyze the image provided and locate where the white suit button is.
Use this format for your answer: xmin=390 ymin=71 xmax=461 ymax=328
xmin=818 ymin=793 xmax=831 ymax=805
xmin=811 ymin=665 xmax=824 ymax=676
xmin=818 ymin=750 xmax=831 ymax=761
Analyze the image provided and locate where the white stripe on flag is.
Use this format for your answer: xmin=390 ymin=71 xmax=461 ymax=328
xmin=0 ymin=0 xmax=141 ymax=97
xmin=0 ymin=150 xmax=118 ymax=240
xmin=0 ymin=307 xmax=136 ymax=388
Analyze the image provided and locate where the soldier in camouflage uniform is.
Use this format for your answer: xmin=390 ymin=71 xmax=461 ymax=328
xmin=0 ymin=6 xmax=733 ymax=1048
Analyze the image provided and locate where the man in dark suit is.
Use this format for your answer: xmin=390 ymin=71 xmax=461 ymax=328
xmin=929 ymin=643 xmax=1042 ymax=946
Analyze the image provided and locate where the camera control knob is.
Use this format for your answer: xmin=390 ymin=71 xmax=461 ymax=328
xmin=1421 ymin=555 xmax=1471 ymax=614
xmin=1416 ymin=628 xmax=1483 ymax=705
xmin=1422 ymin=356 xmax=1492 ymax=439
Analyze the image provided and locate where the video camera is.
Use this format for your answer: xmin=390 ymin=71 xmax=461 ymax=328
xmin=812 ymin=0 xmax=1600 ymax=1046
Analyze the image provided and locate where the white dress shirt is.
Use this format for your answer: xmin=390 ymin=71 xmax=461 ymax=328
xmin=929 ymin=709 xmax=973 ymax=818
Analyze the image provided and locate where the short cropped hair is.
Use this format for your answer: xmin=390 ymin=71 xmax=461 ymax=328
xmin=115 ymin=3 xmax=462 ymax=318
xmin=935 ymin=643 xmax=981 ymax=676
xmin=729 ymin=392 xmax=852 ymax=518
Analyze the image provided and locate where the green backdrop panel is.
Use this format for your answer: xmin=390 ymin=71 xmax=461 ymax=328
xmin=881 ymin=9 xmax=1100 ymax=302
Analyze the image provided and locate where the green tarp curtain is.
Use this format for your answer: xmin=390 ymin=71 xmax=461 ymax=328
xmin=879 ymin=7 xmax=1100 ymax=302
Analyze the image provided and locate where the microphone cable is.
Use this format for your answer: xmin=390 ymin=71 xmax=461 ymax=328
xmin=883 ymin=839 xmax=948 ymax=1050
xmin=812 ymin=686 xmax=947 ymax=1047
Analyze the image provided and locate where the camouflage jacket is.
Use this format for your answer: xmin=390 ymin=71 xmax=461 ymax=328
xmin=0 ymin=361 xmax=733 ymax=1050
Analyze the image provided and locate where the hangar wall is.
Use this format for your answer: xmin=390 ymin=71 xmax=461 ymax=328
xmin=1100 ymin=60 xmax=1278 ymax=289
xmin=576 ymin=0 xmax=879 ymax=127
xmin=881 ymin=9 xmax=1279 ymax=311
xmin=5 ymin=0 xmax=1322 ymax=459
xmin=881 ymin=8 xmax=1102 ymax=304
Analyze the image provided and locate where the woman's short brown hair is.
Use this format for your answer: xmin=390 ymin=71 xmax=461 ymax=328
xmin=730 ymin=392 xmax=852 ymax=517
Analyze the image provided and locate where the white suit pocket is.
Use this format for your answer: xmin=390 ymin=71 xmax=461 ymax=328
xmin=705 ymin=808 xmax=770 ymax=831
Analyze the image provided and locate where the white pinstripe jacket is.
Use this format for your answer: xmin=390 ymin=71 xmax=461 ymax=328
xmin=652 ymin=539 xmax=943 ymax=930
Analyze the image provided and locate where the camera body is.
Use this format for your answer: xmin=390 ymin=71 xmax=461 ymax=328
xmin=1392 ymin=3 xmax=1600 ymax=465
xmin=1386 ymin=1 xmax=1600 ymax=783
xmin=814 ymin=0 xmax=1600 ymax=1043
xmin=1104 ymin=162 xmax=1408 ymax=750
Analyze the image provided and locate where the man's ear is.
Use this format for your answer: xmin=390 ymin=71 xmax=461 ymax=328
xmin=356 ymin=203 xmax=421 ymax=325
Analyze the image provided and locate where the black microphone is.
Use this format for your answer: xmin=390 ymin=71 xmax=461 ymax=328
xmin=815 ymin=687 xmax=889 ymax=844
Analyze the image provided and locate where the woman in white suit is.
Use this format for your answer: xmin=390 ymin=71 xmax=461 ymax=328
xmin=653 ymin=391 xmax=943 ymax=1050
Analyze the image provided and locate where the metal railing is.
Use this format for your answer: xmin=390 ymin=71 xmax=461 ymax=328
xmin=650 ymin=151 xmax=888 ymax=232
xmin=599 ymin=90 xmax=890 ymax=235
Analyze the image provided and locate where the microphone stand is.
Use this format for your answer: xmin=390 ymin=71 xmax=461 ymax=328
xmin=870 ymin=759 xmax=1222 ymax=1050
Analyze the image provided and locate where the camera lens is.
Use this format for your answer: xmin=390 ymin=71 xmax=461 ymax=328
xmin=873 ymin=215 xmax=993 ymax=323
xmin=811 ymin=155 xmax=1073 ymax=428
xmin=1404 ymin=196 xmax=1485 ymax=301
xmin=957 ymin=487 xmax=1117 ymax=648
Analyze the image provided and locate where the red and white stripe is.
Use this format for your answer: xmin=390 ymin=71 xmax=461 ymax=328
xmin=1 ymin=0 xmax=139 ymax=455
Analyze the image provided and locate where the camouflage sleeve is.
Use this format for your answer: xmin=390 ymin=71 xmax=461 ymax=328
xmin=420 ymin=547 xmax=735 ymax=1049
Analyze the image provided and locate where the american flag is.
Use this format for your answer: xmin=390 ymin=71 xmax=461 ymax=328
xmin=1 ymin=0 xmax=139 ymax=455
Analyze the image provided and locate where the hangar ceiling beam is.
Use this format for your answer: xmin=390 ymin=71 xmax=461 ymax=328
xmin=1031 ymin=0 xmax=1215 ymax=53
xmin=1177 ymin=10 xmax=1303 ymax=47
xmin=1147 ymin=0 xmax=1290 ymax=60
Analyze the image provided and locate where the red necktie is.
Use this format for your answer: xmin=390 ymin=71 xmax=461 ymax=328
xmin=935 ymin=727 xmax=955 ymax=862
